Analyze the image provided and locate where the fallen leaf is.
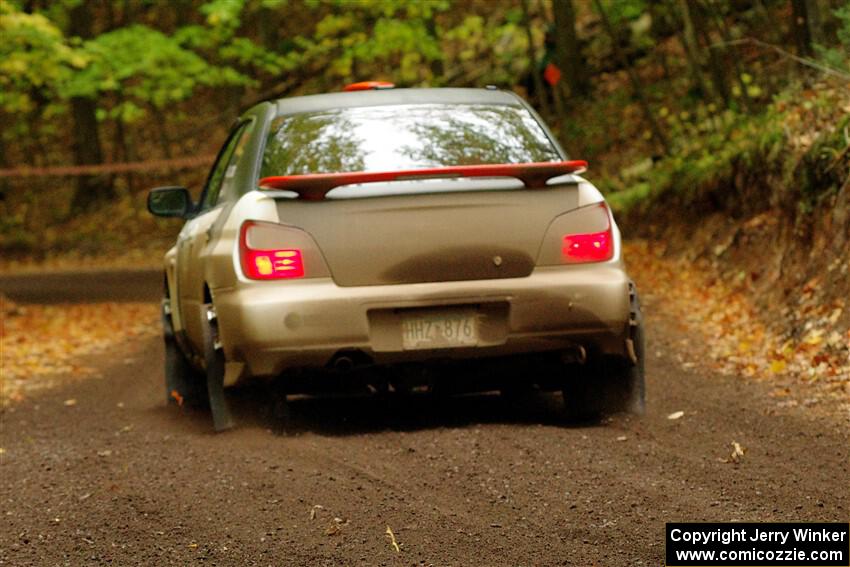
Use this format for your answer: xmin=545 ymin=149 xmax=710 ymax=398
xmin=325 ymin=517 xmax=347 ymax=536
xmin=802 ymin=277 xmax=820 ymax=294
xmin=1 ymin=303 xmax=159 ymax=406
xmin=616 ymin=435 xmax=628 ymax=442
xmin=826 ymin=331 xmax=843 ymax=348
xmin=386 ymin=525 xmax=400 ymax=553
xmin=63 ymin=399 xmax=77 ymax=407
xmin=720 ymin=441 xmax=746 ymax=464
xmin=803 ymin=329 xmax=824 ymax=346
xmin=667 ymin=410 xmax=685 ymax=420
xmin=170 ymin=390 xmax=183 ymax=407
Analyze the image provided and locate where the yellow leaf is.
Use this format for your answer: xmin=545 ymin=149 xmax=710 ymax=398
xmin=769 ymin=360 xmax=786 ymax=374
xmin=803 ymin=330 xmax=823 ymax=346
xmin=385 ymin=526 xmax=400 ymax=553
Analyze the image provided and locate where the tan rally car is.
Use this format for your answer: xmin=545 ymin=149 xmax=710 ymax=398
xmin=148 ymin=84 xmax=645 ymax=431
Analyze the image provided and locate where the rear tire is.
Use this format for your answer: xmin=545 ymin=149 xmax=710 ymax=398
xmin=162 ymin=300 xmax=207 ymax=407
xmin=562 ymin=287 xmax=646 ymax=421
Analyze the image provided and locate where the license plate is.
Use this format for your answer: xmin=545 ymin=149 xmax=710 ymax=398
xmin=401 ymin=310 xmax=478 ymax=350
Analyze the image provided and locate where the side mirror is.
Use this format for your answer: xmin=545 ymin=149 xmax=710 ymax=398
xmin=147 ymin=186 xmax=192 ymax=218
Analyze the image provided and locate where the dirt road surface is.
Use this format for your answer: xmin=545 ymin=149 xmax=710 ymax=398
xmin=0 ymin=269 xmax=161 ymax=304
xmin=1 ymin=276 xmax=848 ymax=566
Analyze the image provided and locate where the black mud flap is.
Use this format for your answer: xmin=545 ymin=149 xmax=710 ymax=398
xmin=622 ymin=281 xmax=646 ymax=415
xmin=203 ymin=304 xmax=235 ymax=432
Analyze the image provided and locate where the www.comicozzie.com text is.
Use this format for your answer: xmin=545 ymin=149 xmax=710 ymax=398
xmin=670 ymin=526 xmax=848 ymax=546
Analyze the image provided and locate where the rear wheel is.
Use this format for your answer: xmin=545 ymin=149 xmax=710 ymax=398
xmin=562 ymin=287 xmax=646 ymax=421
xmin=162 ymin=299 xmax=206 ymax=407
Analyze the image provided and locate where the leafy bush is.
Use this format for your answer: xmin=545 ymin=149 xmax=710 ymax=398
xmin=605 ymin=82 xmax=850 ymax=219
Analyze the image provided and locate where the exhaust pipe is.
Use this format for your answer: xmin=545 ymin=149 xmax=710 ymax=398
xmin=561 ymin=345 xmax=587 ymax=365
xmin=333 ymin=355 xmax=355 ymax=371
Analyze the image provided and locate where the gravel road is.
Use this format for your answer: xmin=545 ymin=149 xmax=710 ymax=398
xmin=0 ymin=276 xmax=848 ymax=566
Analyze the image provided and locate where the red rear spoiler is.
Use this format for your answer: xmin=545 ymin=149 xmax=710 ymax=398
xmin=258 ymin=160 xmax=588 ymax=201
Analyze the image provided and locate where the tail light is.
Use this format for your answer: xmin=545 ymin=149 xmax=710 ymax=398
xmin=562 ymin=227 xmax=613 ymax=263
xmin=536 ymin=203 xmax=616 ymax=266
xmin=240 ymin=221 xmax=305 ymax=280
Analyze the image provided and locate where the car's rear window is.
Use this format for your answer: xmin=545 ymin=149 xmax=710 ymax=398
xmin=260 ymin=103 xmax=560 ymax=178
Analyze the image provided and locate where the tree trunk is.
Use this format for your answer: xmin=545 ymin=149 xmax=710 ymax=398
xmin=68 ymin=1 xmax=113 ymax=211
xmin=151 ymin=106 xmax=173 ymax=159
xmin=593 ymin=0 xmax=669 ymax=155
xmin=552 ymin=0 xmax=590 ymax=98
xmin=425 ymin=17 xmax=445 ymax=85
xmin=791 ymin=0 xmax=813 ymax=57
xmin=703 ymin=0 xmax=751 ymax=112
xmin=677 ymin=0 xmax=713 ymax=101
xmin=0 ymin=131 xmax=8 ymax=202
xmin=805 ymin=0 xmax=824 ymax=46
xmin=693 ymin=3 xmax=730 ymax=108
xmin=521 ymin=0 xmax=551 ymax=117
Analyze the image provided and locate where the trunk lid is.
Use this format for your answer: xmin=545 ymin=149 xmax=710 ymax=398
xmin=274 ymin=182 xmax=580 ymax=287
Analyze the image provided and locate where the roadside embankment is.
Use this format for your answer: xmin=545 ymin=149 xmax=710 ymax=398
xmin=613 ymin=81 xmax=850 ymax=422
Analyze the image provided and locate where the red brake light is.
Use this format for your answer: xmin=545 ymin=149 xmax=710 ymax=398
xmin=240 ymin=222 xmax=305 ymax=280
xmin=562 ymin=228 xmax=613 ymax=263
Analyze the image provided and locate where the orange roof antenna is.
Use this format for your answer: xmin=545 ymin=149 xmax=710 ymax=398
xmin=343 ymin=81 xmax=395 ymax=92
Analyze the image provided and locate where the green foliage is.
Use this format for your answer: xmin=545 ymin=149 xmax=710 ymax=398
xmin=2 ymin=0 xmax=849 ymax=222
xmin=835 ymin=3 xmax=850 ymax=48
xmin=597 ymin=0 xmax=647 ymax=24
xmin=441 ymin=13 xmax=527 ymax=87
xmin=814 ymin=4 xmax=850 ymax=72
xmin=606 ymin=81 xmax=850 ymax=220
xmin=177 ymin=0 xmax=288 ymax=76
xmin=0 ymin=2 xmax=79 ymax=113
xmin=0 ymin=0 xmax=284 ymax=124
xmin=65 ymin=25 xmax=253 ymax=112
xmin=293 ymin=0 xmax=449 ymax=85
xmin=201 ymin=0 xmax=247 ymax=28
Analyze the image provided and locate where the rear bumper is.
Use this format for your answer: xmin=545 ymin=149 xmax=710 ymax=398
xmin=213 ymin=265 xmax=632 ymax=384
